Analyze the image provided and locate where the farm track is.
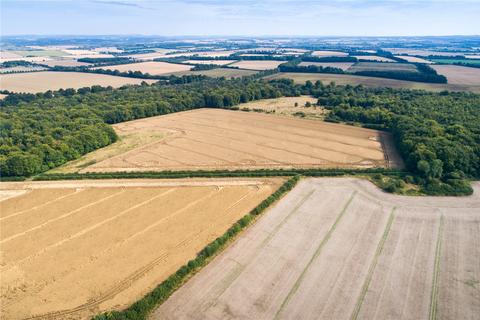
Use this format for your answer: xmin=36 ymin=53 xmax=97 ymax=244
xmin=154 ymin=178 xmax=480 ymax=320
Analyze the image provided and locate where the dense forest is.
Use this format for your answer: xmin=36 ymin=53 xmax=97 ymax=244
xmin=352 ymin=63 xmax=447 ymax=83
xmin=0 ymin=78 xmax=299 ymax=177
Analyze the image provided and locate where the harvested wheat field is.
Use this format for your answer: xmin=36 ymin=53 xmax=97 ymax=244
xmin=311 ymin=50 xmax=348 ymax=57
xmin=431 ymin=65 xmax=480 ymax=85
xmin=0 ymin=177 xmax=283 ymax=320
xmin=394 ymin=55 xmax=433 ymax=64
xmin=0 ymin=71 xmax=155 ymax=93
xmin=67 ymin=108 xmax=401 ymax=173
xmin=184 ymin=60 xmax=237 ymax=66
xmin=354 ymin=55 xmax=396 ymax=62
xmin=154 ymin=177 xmax=480 ymax=320
xmin=237 ymin=96 xmax=325 ymax=120
xmin=92 ymin=61 xmax=193 ymax=75
xmin=230 ymin=60 xmax=284 ymax=70
xmin=298 ymin=61 xmax=355 ymax=71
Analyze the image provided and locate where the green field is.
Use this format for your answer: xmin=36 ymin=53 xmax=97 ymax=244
xmin=429 ymin=58 xmax=480 ymax=66
xmin=347 ymin=62 xmax=418 ymax=73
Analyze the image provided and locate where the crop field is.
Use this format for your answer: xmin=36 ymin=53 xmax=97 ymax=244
xmin=168 ymin=68 xmax=258 ymax=78
xmin=184 ymin=60 xmax=237 ymax=66
xmin=298 ymin=61 xmax=354 ymax=70
xmin=40 ymin=59 xmax=92 ymax=67
xmin=264 ymin=72 xmax=480 ymax=93
xmin=92 ymin=61 xmax=193 ymax=75
xmin=431 ymin=65 xmax=480 ymax=85
xmin=395 ymin=55 xmax=433 ymax=63
xmin=0 ymin=66 xmax=47 ymax=73
xmin=154 ymin=177 xmax=480 ymax=320
xmin=229 ymin=60 xmax=284 ymax=70
xmin=0 ymin=71 xmax=155 ymax=93
xmin=348 ymin=62 xmax=418 ymax=73
xmin=0 ymin=177 xmax=283 ymax=319
xmin=311 ymin=50 xmax=348 ymax=57
xmin=430 ymin=58 xmax=480 ymax=66
xmin=62 ymin=108 xmax=400 ymax=173
xmin=353 ymin=55 xmax=396 ymax=62
xmin=236 ymin=96 xmax=325 ymax=120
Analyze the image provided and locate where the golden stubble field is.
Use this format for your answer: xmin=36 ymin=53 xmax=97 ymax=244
xmin=92 ymin=61 xmax=193 ymax=75
xmin=229 ymin=60 xmax=284 ymax=70
xmin=58 ymin=108 xmax=402 ymax=173
xmin=0 ymin=72 xmax=156 ymax=93
xmin=154 ymin=177 xmax=480 ymax=320
xmin=0 ymin=177 xmax=283 ymax=319
xmin=431 ymin=65 xmax=480 ymax=85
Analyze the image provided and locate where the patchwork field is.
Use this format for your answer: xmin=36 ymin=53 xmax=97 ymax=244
xmin=229 ymin=60 xmax=284 ymax=70
xmin=169 ymin=68 xmax=257 ymax=78
xmin=59 ymin=108 xmax=401 ymax=173
xmin=431 ymin=65 xmax=480 ymax=85
xmin=264 ymin=72 xmax=480 ymax=93
xmin=184 ymin=60 xmax=237 ymax=66
xmin=40 ymin=59 xmax=92 ymax=67
xmin=311 ymin=50 xmax=348 ymax=57
xmin=298 ymin=61 xmax=354 ymax=71
xmin=154 ymin=177 xmax=480 ymax=320
xmin=348 ymin=62 xmax=418 ymax=73
xmin=0 ymin=71 xmax=155 ymax=93
xmin=0 ymin=178 xmax=283 ymax=319
xmin=92 ymin=61 xmax=193 ymax=75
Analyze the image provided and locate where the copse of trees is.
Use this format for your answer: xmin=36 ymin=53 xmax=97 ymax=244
xmin=76 ymin=57 xmax=134 ymax=65
xmin=317 ymin=82 xmax=479 ymax=194
xmin=278 ymin=61 xmax=345 ymax=74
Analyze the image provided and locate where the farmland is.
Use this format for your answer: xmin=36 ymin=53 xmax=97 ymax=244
xmin=354 ymin=55 xmax=395 ymax=62
xmin=395 ymin=56 xmax=433 ymax=64
xmin=430 ymin=58 xmax=480 ymax=66
xmin=40 ymin=59 xmax=92 ymax=67
xmin=184 ymin=60 xmax=237 ymax=66
xmin=298 ymin=61 xmax=354 ymax=71
xmin=264 ymin=72 xmax=480 ymax=93
xmin=92 ymin=61 xmax=193 ymax=75
xmin=229 ymin=60 xmax=284 ymax=70
xmin=169 ymin=68 xmax=258 ymax=78
xmin=154 ymin=177 xmax=480 ymax=320
xmin=59 ymin=108 xmax=399 ymax=173
xmin=0 ymin=71 xmax=155 ymax=93
xmin=311 ymin=50 xmax=348 ymax=57
xmin=0 ymin=177 xmax=283 ymax=320
xmin=348 ymin=62 xmax=418 ymax=73
xmin=431 ymin=65 xmax=480 ymax=85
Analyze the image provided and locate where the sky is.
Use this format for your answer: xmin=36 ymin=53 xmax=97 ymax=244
xmin=1 ymin=0 xmax=479 ymax=36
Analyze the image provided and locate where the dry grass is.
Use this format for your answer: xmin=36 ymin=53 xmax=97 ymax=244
xmin=431 ymin=65 xmax=480 ymax=85
xmin=70 ymin=108 xmax=399 ymax=173
xmin=40 ymin=59 xmax=91 ymax=67
xmin=92 ymin=61 xmax=193 ymax=75
xmin=311 ymin=50 xmax=348 ymax=57
xmin=298 ymin=61 xmax=355 ymax=71
xmin=229 ymin=60 xmax=283 ymax=70
xmin=395 ymin=56 xmax=433 ymax=64
xmin=0 ymin=178 xmax=283 ymax=320
xmin=154 ymin=177 xmax=480 ymax=320
xmin=237 ymin=96 xmax=325 ymax=120
xmin=348 ymin=62 xmax=418 ymax=73
xmin=354 ymin=55 xmax=396 ymax=62
xmin=264 ymin=72 xmax=480 ymax=93
xmin=168 ymin=68 xmax=258 ymax=78
xmin=0 ymin=71 xmax=156 ymax=93
xmin=184 ymin=60 xmax=237 ymax=66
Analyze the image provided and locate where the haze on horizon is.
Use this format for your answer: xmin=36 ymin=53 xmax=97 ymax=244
xmin=1 ymin=0 xmax=479 ymax=37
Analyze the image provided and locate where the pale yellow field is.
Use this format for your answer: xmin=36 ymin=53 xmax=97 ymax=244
xmin=40 ymin=59 xmax=91 ymax=67
xmin=184 ymin=60 xmax=237 ymax=66
xmin=0 ymin=71 xmax=156 ymax=93
xmin=237 ymin=96 xmax=325 ymax=120
xmin=394 ymin=55 xmax=433 ymax=63
xmin=298 ymin=61 xmax=355 ymax=71
xmin=311 ymin=50 xmax=348 ymax=57
xmin=431 ymin=65 xmax=480 ymax=85
xmin=230 ymin=60 xmax=283 ymax=70
xmin=92 ymin=61 xmax=193 ymax=75
xmin=66 ymin=108 xmax=402 ymax=173
xmin=354 ymin=55 xmax=396 ymax=62
xmin=0 ymin=178 xmax=283 ymax=320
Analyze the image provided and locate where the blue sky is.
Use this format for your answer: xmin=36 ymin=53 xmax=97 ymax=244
xmin=1 ymin=0 xmax=479 ymax=36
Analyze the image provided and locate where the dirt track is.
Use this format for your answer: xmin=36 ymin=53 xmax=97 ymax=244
xmin=77 ymin=109 xmax=401 ymax=173
xmin=153 ymin=178 xmax=480 ymax=320
xmin=0 ymin=178 xmax=283 ymax=320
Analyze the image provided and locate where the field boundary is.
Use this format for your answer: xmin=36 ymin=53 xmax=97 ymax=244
xmin=429 ymin=213 xmax=445 ymax=320
xmin=90 ymin=175 xmax=300 ymax=320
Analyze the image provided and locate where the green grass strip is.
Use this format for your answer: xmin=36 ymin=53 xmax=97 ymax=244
xmin=273 ymin=191 xmax=357 ymax=319
xmin=350 ymin=207 xmax=396 ymax=320
xmin=429 ymin=213 xmax=445 ymax=320
xmin=92 ymin=175 xmax=301 ymax=320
